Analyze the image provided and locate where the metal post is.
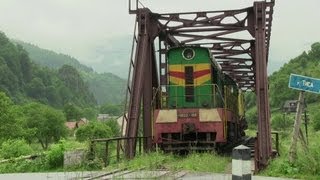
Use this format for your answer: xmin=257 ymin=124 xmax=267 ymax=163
xmin=232 ymin=145 xmax=252 ymax=180
xmin=125 ymin=9 xmax=150 ymax=159
xmin=253 ymin=1 xmax=272 ymax=169
xmin=143 ymin=42 xmax=153 ymax=152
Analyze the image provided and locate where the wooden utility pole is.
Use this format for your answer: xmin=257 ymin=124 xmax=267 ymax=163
xmin=289 ymin=91 xmax=308 ymax=163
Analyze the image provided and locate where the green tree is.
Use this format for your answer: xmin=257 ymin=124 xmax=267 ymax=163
xmin=100 ymin=104 xmax=122 ymax=116
xmin=23 ymin=102 xmax=67 ymax=149
xmin=82 ymin=107 xmax=98 ymax=120
xmin=63 ymin=103 xmax=83 ymax=121
xmin=58 ymin=65 xmax=96 ymax=106
xmin=17 ymin=45 xmax=32 ymax=83
xmin=0 ymin=92 xmax=23 ymax=143
xmin=0 ymin=58 xmax=19 ymax=96
xmin=26 ymin=77 xmax=46 ymax=101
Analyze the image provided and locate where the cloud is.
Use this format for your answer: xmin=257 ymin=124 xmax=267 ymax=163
xmin=0 ymin=0 xmax=319 ymax=76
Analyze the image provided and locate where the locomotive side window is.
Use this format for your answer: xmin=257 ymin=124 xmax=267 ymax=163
xmin=185 ymin=66 xmax=194 ymax=102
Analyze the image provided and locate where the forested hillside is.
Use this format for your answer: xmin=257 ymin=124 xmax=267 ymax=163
xmin=13 ymin=40 xmax=94 ymax=73
xmin=244 ymin=42 xmax=320 ymax=129
xmin=0 ymin=32 xmax=96 ymax=107
xmin=15 ymin=40 xmax=126 ymax=105
xmin=83 ymin=72 xmax=126 ymax=105
xmin=268 ymin=42 xmax=320 ymax=108
xmin=245 ymin=42 xmax=320 ymax=110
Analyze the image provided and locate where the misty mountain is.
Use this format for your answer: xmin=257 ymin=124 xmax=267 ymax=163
xmin=15 ymin=40 xmax=126 ymax=105
xmin=79 ymin=35 xmax=131 ymax=78
xmin=13 ymin=40 xmax=94 ymax=73
xmin=0 ymin=32 xmax=96 ymax=107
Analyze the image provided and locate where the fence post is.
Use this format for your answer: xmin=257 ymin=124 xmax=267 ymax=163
xmin=232 ymin=145 xmax=251 ymax=180
xmin=117 ymin=140 xmax=120 ymax=162
xmin=88 ymin=140 xmax=95 ymax=160
xmin=105 ymin=141 xmax=109 ymax=167
xmin=138 ymin=137 xmax=141 ymax=155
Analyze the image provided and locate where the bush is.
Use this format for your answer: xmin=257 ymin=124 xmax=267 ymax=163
xmin=312 ymin=111 xmax=320 ymax=131
xmin=75 ymin=121 xmax=112 ymax=142
xmin=271 ymin=113 xmax=293 ymax=131
xmin=0 ymin=139 xmax=33 ymax=159
xmin=46 ymin=140 xmax=65 ymax=168
xmin=0 ymin=157 xmax=47 ymax=173
xmin=104 ymin=119 xmax=120 ymax=137
xmin=262 ymin=131 xmax=320 ymax=179
xmin=246 ymin=107 xmax=257 ymax=128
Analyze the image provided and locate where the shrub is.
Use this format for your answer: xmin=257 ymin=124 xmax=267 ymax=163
xmin=104 ymin=119 xmax=120 ymax=137
xmin=0 ymin=157 xmax=47 ymax=173
xmin=312 ymin=111 xmax=320 ymax=131
xmin=46 ymin=140 xmax=65 ymax=168
xmin=246 ymin=107 xmax=258 ymax=128
xmin=271 ymin=113 xmax=292 ymax=131
xmin=75 ymin=121 xmax=112 ymax=142
xmin=0 ymin=139 xmax=33 ymax=159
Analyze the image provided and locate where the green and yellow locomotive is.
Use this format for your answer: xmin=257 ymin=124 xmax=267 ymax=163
xmin=153 ymin=46 xmax=246 ymax=151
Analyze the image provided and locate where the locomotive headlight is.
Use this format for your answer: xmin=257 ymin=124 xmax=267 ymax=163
xmin=182 ymin=48 xmax=195 ymax=60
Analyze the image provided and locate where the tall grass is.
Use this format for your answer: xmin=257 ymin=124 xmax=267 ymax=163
xmin=107 ymin=151 xmax=230 ymax=173
xmin=261 ymin=131 xmax=320 ymax=179
xmin=169 ymin=152 xmax=230 ymax=172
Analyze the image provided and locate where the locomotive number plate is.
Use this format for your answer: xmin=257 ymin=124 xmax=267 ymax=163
xmin=177 ymin=112 xmax=198 ymax=118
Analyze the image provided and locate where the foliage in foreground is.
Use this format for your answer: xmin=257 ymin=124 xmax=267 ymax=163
xmin=0 ymin=139 xmax=88 ymax=173
xmin=108 ymin=151 xmax=230 ymax=173
xmin=261 ymin=131 xmax=320 ymax=179
xmin=75 ymin=121 xmax=113 ymax=142
xmin=0 ymin=139 xmax=33 ymax=159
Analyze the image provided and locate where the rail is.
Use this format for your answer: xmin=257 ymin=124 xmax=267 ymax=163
xmin=89 ymin=136 xmax=152 ymax=167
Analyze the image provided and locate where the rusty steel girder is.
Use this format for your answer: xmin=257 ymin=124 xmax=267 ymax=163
xmin=125 ymin=0 xmax=275 ymax=169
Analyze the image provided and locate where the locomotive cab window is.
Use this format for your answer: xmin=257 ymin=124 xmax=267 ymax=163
xmin=185 ymin=66 xmax=194 ymax=102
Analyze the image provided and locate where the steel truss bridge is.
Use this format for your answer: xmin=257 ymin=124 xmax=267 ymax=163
xmin=122 ymin=0 xmax=275 ymax=170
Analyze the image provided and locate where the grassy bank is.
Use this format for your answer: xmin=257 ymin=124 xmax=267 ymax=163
xmin=107 ymin=151 xmax=231 ymax=173
xmin=260 ymin=130 xmax=320 ymax=179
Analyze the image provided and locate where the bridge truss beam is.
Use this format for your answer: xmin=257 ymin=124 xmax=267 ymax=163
xmin=125 ymin=0 xmax=275 ymax=169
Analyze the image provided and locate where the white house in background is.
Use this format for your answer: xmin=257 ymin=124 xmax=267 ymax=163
xmin=117 ymin=114 xmax=127 ymax=136
xmin=97 ymin=114 xmax=110 ymax=121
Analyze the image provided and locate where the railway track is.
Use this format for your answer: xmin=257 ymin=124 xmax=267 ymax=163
xmin=80 ymin=169 xmax=188 ymax=180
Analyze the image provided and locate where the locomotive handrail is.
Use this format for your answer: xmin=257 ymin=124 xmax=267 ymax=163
xmin=156 ymin=84 xmax=226 ymax=109
xmin=155 ymin=83 xmax=241 ymax=115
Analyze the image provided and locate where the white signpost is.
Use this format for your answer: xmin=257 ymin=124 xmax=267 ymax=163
xmin=288 ymin=74 xmax=320 ymax=163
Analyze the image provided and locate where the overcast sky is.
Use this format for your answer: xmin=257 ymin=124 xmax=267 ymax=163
xmin=0 ymin=0 xmax=320 ymax=75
